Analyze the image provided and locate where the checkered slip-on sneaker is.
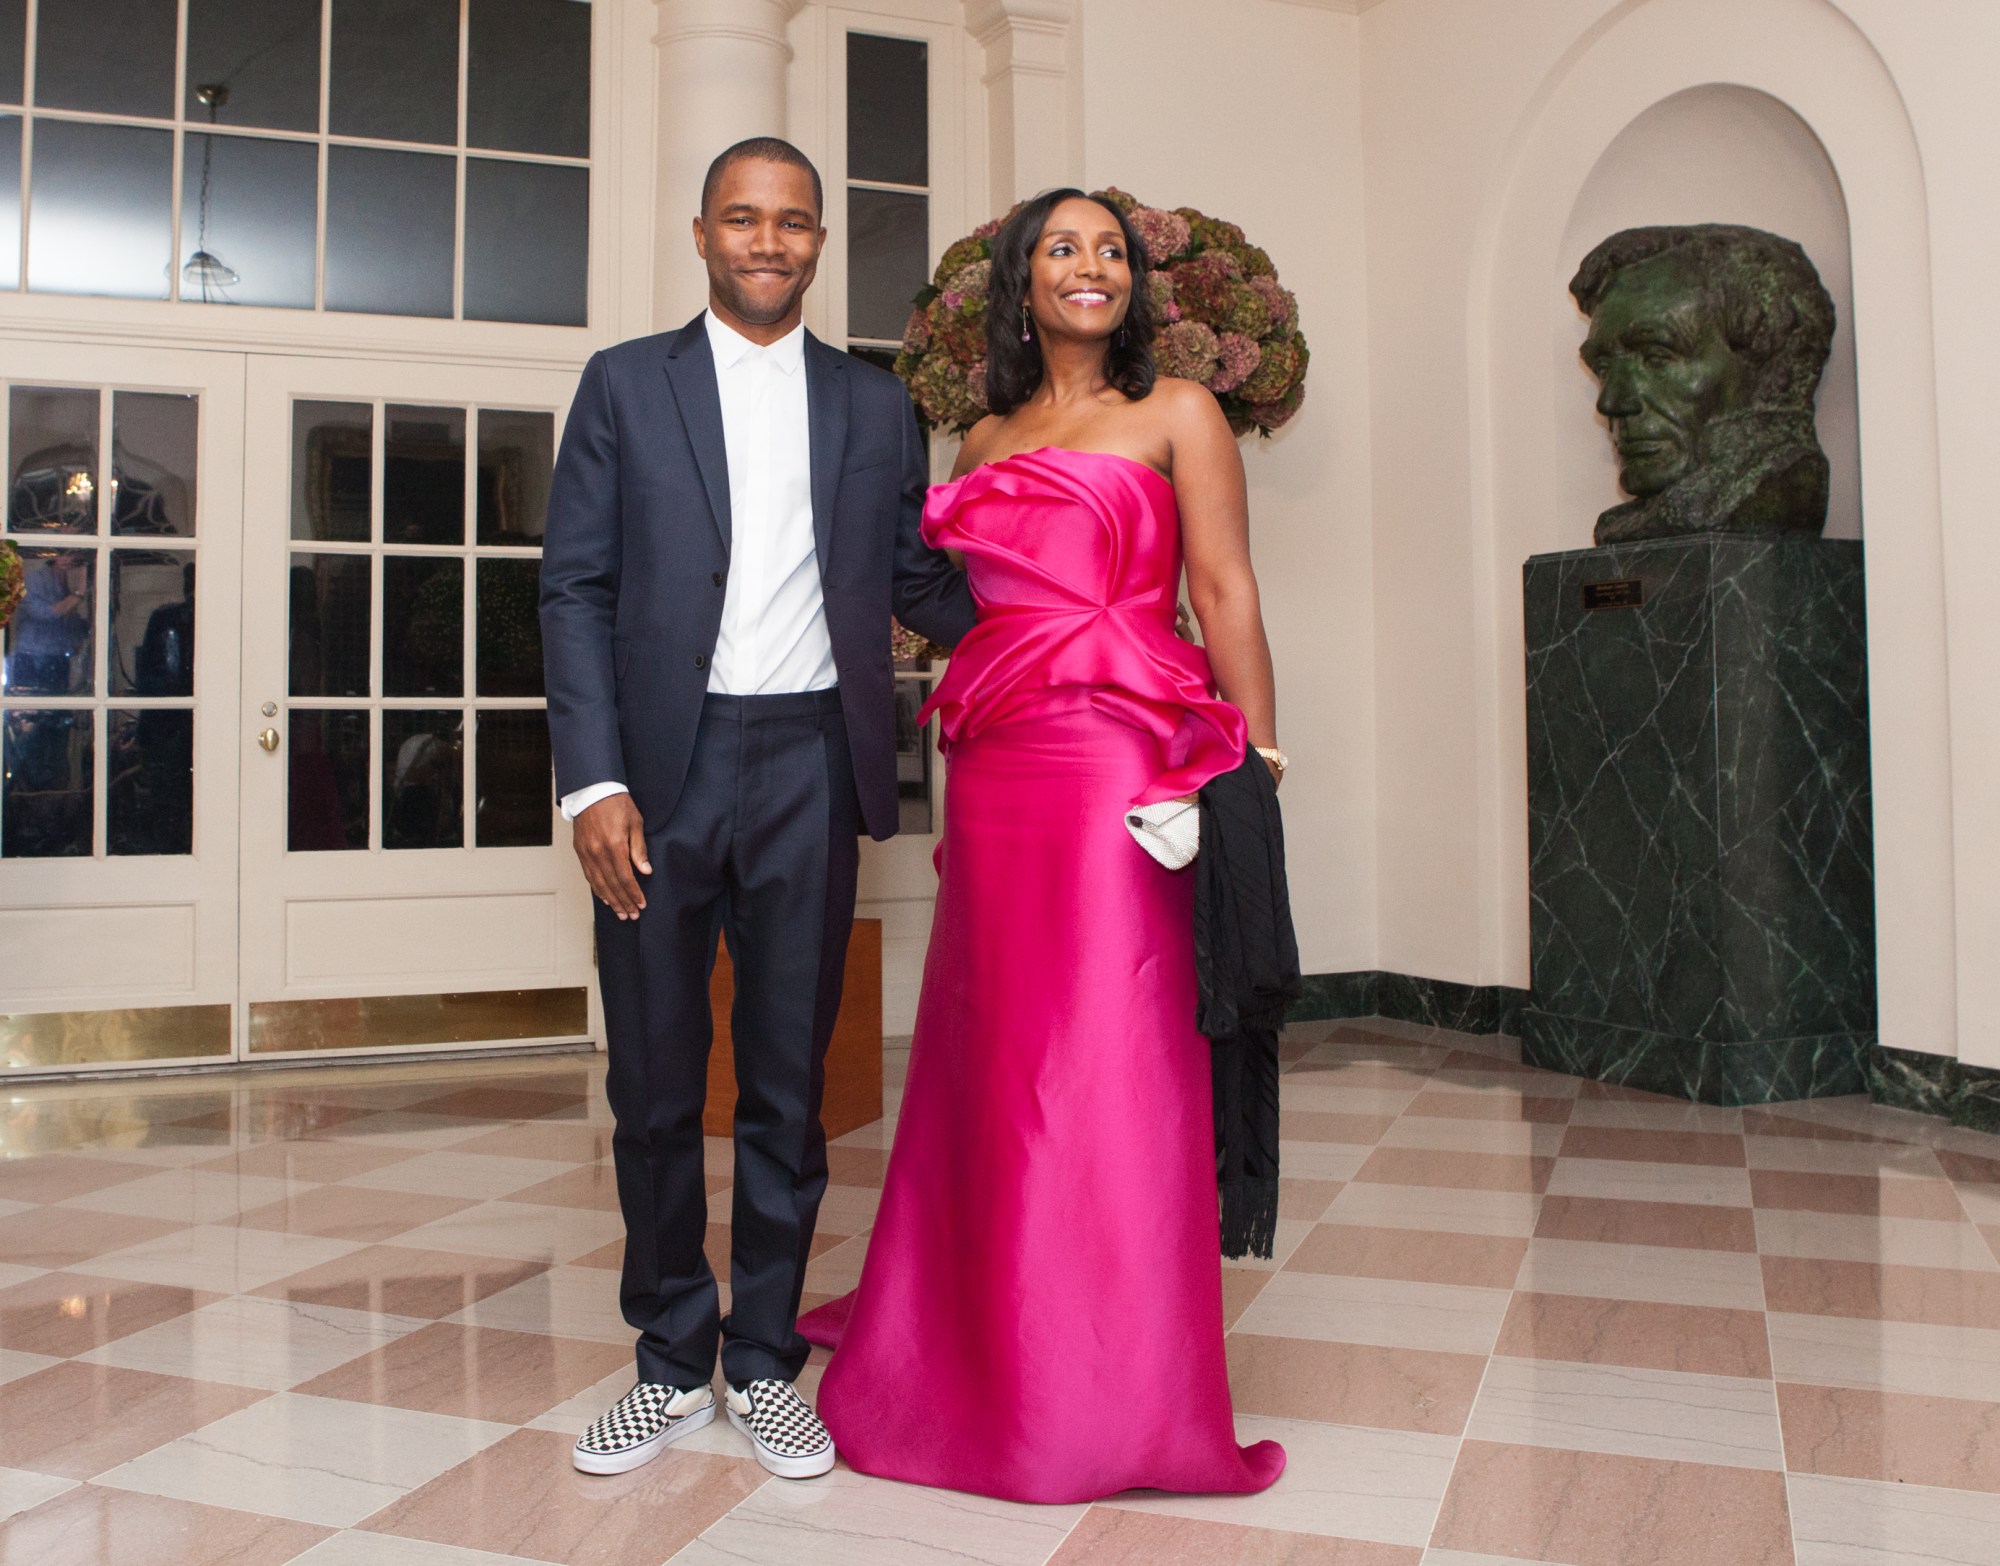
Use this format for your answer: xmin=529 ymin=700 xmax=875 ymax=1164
xmin=724 ymin=1377 xmax=836 ymax=1479
xmin=572 ymin=1382 xmax=715 ymax=1474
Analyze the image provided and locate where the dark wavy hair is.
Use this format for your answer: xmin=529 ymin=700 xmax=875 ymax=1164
xmin=985 ymin=188 xmax=1158 ymax=416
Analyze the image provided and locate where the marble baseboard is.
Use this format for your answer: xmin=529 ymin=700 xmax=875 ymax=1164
xmin=1521 ymin=1008 xmax=1869 ymax=1106
xmin=1290 ymin=973 xmax=1530 ymax=1036
xmin=1868 ymin=1045 xmax=2000 ymax=1133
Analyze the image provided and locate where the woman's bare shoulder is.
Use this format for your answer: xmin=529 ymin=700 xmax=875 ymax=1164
xmin=951 ymin=414 xmax=1008 ymax=478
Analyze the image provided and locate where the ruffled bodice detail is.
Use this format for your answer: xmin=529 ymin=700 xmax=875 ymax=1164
xmin=918 ymin=447 xmax=1247 ymax=806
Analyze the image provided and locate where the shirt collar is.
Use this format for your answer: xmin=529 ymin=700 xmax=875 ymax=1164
xmin=705 ymin=310 xmax=806 ymax=376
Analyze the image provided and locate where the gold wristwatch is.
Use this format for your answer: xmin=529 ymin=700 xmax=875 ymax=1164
xmin=1254 ymin=745 xmax=1288 ymax=779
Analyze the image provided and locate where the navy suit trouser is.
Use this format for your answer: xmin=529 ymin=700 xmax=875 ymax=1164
xmin=596 ymin=687 xmax=860 ymax=1388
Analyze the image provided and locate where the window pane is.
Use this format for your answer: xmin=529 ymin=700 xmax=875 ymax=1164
xmin=476 ymin=557 xmax=541 ymax=696
xmin=330 ymin=0 xmax=459 ymax=145
xmin=848 ymin=188 xmax=927 ymax=341
xmin=9 ymin=386 xmax=97 ymax=533
xmin=186 ymin=0 xmax=322 ymax=133
xmin=383 ymin=708 xmax=462 ymax=849
xmin=468 ymin=0 xmax=590 ymax=158
xmin=325 ymin=147 xmax=456 ymax=318
xmin=383 ymin=555 xmax=462 ymax=697
xmin=110 ymin=550 xmax=193 ymax=697
xmin=288 ymin=708 xmax=368 ymax=850
xmin=0 ymin=0 xmax=22 ymax=105
xmin=35 ymin=0 xmax=175 ymax=118
xmin=3 ymin=548 xmax=93 ymax=695
xmin=0 ymin=115 xmax=19 ymax=290
xmin=113 ymin=392 xmax=198 ymax=537
xmin=848 ymin=34 xmax=927 ymax=187
xmin=848 ymin=345 xmax=897 ymax=374
xmin=476 ymin=409 xmax=552 ymax=545
xmin=108 ymin=707 xmax=192 ymax=855
xmin=289 ymin=551 xmax=371 ymax=697
xmin=293 ymin=401 xmax=372 ymax=543
xmin=475 ymin=709 xmax=550 ymax=847
xmin=27 ymin=121 xmax=173 ymax=300
xmin=464 ymin=159 xmax=587 ymax=326
xmin=385 ymin=405 xmax=465 ymax=545
xmin=181 ymin=134 xmax=317 ymax=309
xmin=894 ymin=678 xmax=932 ymax=834
xmin=1 ymin=708 xmax=91 ymax=856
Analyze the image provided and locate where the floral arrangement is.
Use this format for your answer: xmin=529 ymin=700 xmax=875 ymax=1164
xmin=0 ymin=541 xmax=21 ymax=630
xmin=895 ymin=188 xmax=1309 ymax=439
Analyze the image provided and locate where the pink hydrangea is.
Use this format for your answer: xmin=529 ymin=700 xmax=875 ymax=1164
xmin=902 ymin=305 xmax=931 ymax=354
xmin=1247 ymin=275 xmax=1297 ymax=334
xmin=1128 ymin=206 xmax=1192 ymax=266
xmin=1155 ymin=320 xmax=1221 ymax=384
xmin=1207 ymin=333 xmax=1263 ymax=395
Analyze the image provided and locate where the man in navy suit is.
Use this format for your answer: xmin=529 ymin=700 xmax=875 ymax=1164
xmin=540 ymin=138 xmax=974 ymax=1480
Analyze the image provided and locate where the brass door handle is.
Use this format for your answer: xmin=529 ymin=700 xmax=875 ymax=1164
xmin=258 ymin=727 xmax=280 ymax=752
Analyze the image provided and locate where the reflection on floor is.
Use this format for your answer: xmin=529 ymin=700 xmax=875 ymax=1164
xmin=3 ymin=1021 xmax=2000 ymax=1564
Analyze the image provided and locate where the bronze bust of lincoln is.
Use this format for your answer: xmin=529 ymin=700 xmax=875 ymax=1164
xmin=1572 ymin=223 xmax=1836 ymax=545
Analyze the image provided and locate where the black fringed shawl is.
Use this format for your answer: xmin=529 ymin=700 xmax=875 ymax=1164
xmin=1193 ymin=750 xmax=1301 ymax=1259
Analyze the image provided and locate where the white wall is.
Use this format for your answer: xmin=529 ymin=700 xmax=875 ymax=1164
xmin=1358 ymin=0 xmax=2000 ymax=1065
xmin=1078 ymin=0 xmax=1379 ymax=977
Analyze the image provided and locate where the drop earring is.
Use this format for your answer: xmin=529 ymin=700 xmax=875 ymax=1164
xmin=1021 ymin=303 xmax=1032 ymax=344
xmin=1115 ymin=325 xmax=1127 ymax=349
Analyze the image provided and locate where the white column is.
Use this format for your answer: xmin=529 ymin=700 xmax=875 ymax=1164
xmin=964 ymin=0 xmax=1077 ymax=205
xmin=651 ymin=0 xmax=807 ymax=329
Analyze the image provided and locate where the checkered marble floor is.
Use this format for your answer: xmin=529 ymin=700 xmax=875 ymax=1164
xmin=4 ymin=1021 xmax=2000 ymax=1565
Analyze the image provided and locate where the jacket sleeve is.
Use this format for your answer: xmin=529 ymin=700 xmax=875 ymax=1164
xmin=538 ymin=350 xmax=627 ymax=799
xmin=889 ymin=396 xmax=978 ymax=650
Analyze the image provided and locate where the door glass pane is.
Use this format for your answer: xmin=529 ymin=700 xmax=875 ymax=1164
xmin=3 ymin=547 xmax=93 ymax=695
xmin=180 ymin=134 xmax=318 ymax=309
xmin=894 ymin=678 xmax=933 ymax=834
xmin=292 ymin=402 xmax=372 ymax=543
xmin=329 ymin=0 xmax=460 ymax=146
xmin=0 ymin=0 xmax=22 ymax=106
xmin=385 ymin=405 xmax=465 ymax=545
xmin=288 ymin=708 xmax=368 ymax=850
xmin=847 ymin=188 xmax=928 ymax=341
xmin=476 ymin=557 xmax=541 ymax=697
xmin=383 ymin=555 xmax=462 ymax=697
xmin=476 ymin=409 xmax=552 ymax=545
xmin=35 ymin=0 xmax=175 ymax=119
xmin=186 ymin=0 xmax=323 ymax=133
xmin=27 ymin=120 xmax=173 ymax=300
xmin=848 ymin=34 xmax=927 ymax=187
xmin=383 ymin=708 xmax=462 ymax=848
xmin=109 ymin=550 xmax=193 ymax=697
xmin=112 ymin=392 xmax=198 ymax=537
xmin=464 ymin=160 xmax=587 ymax=327
xmin=475 ymin=709 xmax=550 ymax=846
xmin=325 ymin=147 xmax=455 ymax=318
xmin=108 ymin=707 xmax=192 ymax=854
xmin=1 ymin=708 xmax=91 ymax=856
xmin=0 ymin=115 xmax=19 ymax=290
xmin=289 ymin=552 xmax=370 ymax=697
xmin=9 ymin=387 xmax=98 ymax=533
xmin=467 ymin=0 xmax=590 ymax=158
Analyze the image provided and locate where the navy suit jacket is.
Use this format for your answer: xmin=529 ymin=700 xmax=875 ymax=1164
xmin=539 ymin=314 xmax=977 ymax=842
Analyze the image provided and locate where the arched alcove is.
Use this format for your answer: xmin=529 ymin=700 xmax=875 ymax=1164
xmin=1556 ymin=86 xmax=1861 ymax=541
xmin=1461 ymin=0 xmax=1955 ymax=1059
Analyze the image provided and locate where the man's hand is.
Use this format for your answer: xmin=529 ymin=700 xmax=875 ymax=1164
xmin=573 ymin=793 xmax=651 ymax=920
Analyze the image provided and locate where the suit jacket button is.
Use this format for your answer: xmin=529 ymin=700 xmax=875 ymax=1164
xmin=711 ymin=571 xmax=724 ymax=587
xmin=693 ymin=653 xmax=707 ymax=669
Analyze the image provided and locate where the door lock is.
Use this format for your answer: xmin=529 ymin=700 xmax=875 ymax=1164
xmin=261 ymin=701 xmax=277 ymax=717
xmin=258 ymin=727 xmax=280 ymax=752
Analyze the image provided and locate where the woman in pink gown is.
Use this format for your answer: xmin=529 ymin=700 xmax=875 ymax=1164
xmin=799 ymin=189 xmax=1286 ymax=1503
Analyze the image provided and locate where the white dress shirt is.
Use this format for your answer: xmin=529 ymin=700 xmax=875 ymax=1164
xmin=560 ymin=311 xmax=835 ymax=822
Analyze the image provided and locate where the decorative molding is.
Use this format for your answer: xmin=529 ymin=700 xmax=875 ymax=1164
xmin=653 ymin=0 xmax=806 ymax=54
xmin=1259 ymin=0 xmax=1395 ymax=13
xmin=1289 ymin=971 xmax=1530 ymax=1037
xmin=1869 ymin=1044 xmax=2000 ymax=1134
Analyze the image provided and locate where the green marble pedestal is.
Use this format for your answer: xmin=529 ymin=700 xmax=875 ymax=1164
xmin=1520 ymin=536 xmax=1875 ymax=1104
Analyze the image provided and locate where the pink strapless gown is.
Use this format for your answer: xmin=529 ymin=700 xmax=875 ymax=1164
xmin=798 ymin=446 xmax=1285 ymax=1503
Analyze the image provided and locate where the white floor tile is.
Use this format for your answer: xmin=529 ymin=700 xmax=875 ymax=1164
xmin=83 ymin=1222 xmax=361 ymax=1292
xmin=339 ymin=1150 xmax=562 ymax=1201
xmin=0 ymin=1465 xmax=75 ymax=1523
xmin=446 ymin=1263 xmax=632 ymax=1343
xmin=58 ymin=1167 xmax=298 ymax=1224
xmin=1234 ymin=1269 xmax=1511 ymax=1356
xmin=382 ymin=1200 xmax=627 ymax=1265
xmin=1754 ymin=1208 xmax=2000 ymax=1271
xmin=1543 ymin=1158 xmax=1752 ymax=1208
xmin=1515 ymin=1237 xmax=1767 ymax=1311
xmin=79 ymin=1293 xmax=430 ymax=1390
xmin=1767 ymin=1311 xmax=2000 ymax=1403
xmin=1743 ymin=1137 xmax=1946 ymax=1180
xmin=1464 ymin=1355 xmax=1783 ymax=1470
xmin=290 ymin=1531 xmax=534 ymax=1566
xmin=1322 ymin=1181 xmax=1541 ymax=1238
xmin=1788 ymin=1472 xmax=2000 ymax=1565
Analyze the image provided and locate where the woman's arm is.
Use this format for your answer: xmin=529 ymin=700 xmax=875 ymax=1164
xmin=1167 ymin=382 xmax=1278 ymax=758
xmin=950 ymin=414 xmax=1004 ymax=479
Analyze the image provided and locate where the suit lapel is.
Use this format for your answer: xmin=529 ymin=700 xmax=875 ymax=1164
xmin=805 ymin=332 xmax=848 ymax=576
xmin=661 ymin=314 xmax=731 ymax=552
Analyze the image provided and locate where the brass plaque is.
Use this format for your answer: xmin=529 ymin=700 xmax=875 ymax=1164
xmin=249 ymin=986 xmax=588 ymax=1054
xmin=1582 ymin=578 xmax=1644 ymax=611
xmin=0 ymin=1004 xmax=232 ymax=1071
